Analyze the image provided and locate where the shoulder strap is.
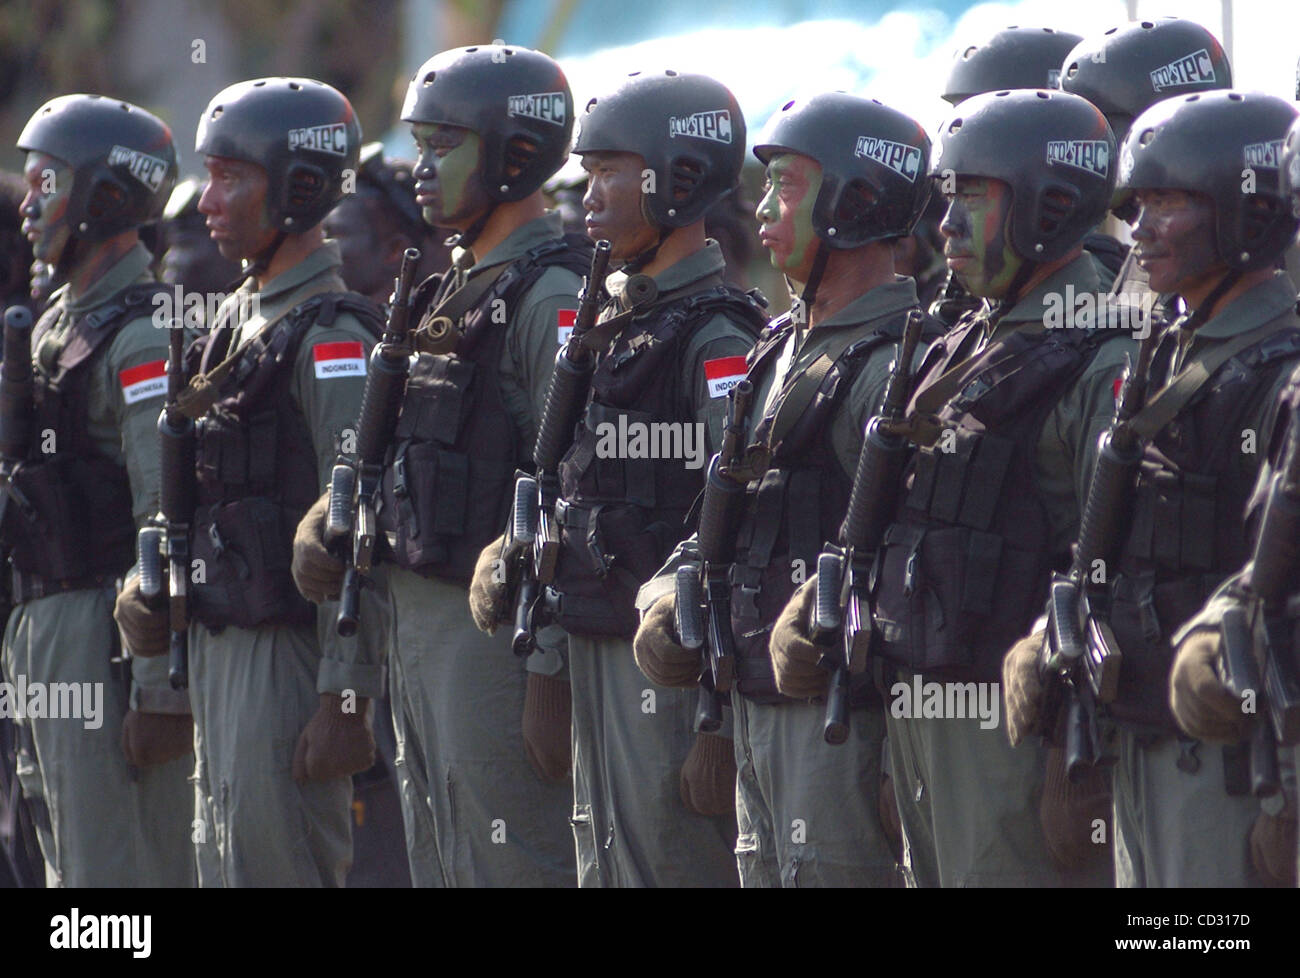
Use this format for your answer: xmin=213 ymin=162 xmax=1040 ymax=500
xmin=1129 ymin=319 xmax=1294 ymax=442
xmin=56 ymin=282 xmax=171 ymax=377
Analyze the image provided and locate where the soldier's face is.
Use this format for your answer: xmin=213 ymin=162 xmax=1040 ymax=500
xmin=20 ymin=152 xmax=75 ymax=267
xmin=198 ymin=156 xmax=278 ymax=263
xmin=940 ymin=176 xmax=1022 ymax=298
xmin=160 ymin=217 xmax=242 ymax=297
xmin=323 ymin=195 xmax=393 ymax=300
xmin=756 ymin=152 xmax=822 ymax=282
xmin=411 ymin=123 xmax=492 ymax=230
xmin=1130 ymin=188 xmax=1223 ymax=297
xmin=580 ymin=151 xmax=659 ymax=262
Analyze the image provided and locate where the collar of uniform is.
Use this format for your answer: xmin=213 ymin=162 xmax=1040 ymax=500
xmin=465 ymin=211 xmax=565 ymax=277
xmin=64 ymin=242 xmax=155 ymax=314
xmin=606 ymin=239 xmax=726 ymax=311
xmin=815 ymin=275 xmax=920 ymax=331
xmin=245 ymin=239 xmax=344 ymax=305
xmin=999 ymin=251 xmax=1101 ymax=327
xmin=1190 ymin=271 xmax=1297 ymax=340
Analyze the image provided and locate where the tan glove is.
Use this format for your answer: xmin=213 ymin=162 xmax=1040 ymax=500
xmin=1039 ymin=745 xmax=1111 ymax=871
xmin=113 ymin=577 xmax=169 ymax=658
xmin=1250 ymin=800 xmax=1298 ymax=888
xmin=1170 ymin=629 xmax=1253 ymax=744
xmin=121 ymin=710 xmax=193 ymax=767
xmin=292 ymin=491 xmax=345 ymax=604
xmin=522 ymin=672 xmax=572 ymax=783
xmin=770 ymin=576 xmax=830 ymax=700
xmin=469 ymin=535 xmax=511 ymax=635
xmin=633 ymin=593 xmax=702 ymax=689
xmin=679 ymin=732 xmax=736 ymax=817
xmin=292 ymin=693 xmax=375 ymax=782
xmin=1003 ymin=630 xmax=1047 ymax=747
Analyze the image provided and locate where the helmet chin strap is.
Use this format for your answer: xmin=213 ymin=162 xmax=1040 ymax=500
xmin=1182 ymin=268 xmax=1241 ymax=331
xmin=621 ymin=227 xmax=672 ymax=275
xmin=230 ymin=229 xmax=288 ymax=292
xmin=446 ymin=202 xmax=498 ymax=253
xmin=795 ymin=241 xmax=830 ymax=319
xmin=985 ymin=259 xmax=1037 ymax=332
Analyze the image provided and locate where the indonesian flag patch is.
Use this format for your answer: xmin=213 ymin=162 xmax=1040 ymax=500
xmin=1113 ymin=374 xmax=1124 ymax=405
xmin=557 ymin=308 xmax=578 ymax=345
xmin=704 ymin=355 xmax=748 ymax=398
xmin=119 ymin=360 xmax=167 ymax=405
xmin=313 ymin=341 xmax=366 ymax=379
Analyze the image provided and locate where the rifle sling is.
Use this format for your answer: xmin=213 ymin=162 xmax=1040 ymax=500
xmin=763 ymin=326 xmax=869 ymax=451
xmin=1127 ymin=320 xmax=1282 ymax=443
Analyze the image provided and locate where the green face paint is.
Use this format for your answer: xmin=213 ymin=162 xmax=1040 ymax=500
xmin=21 ymin=153 xmax=75 ymax=267
xmin=940 ymin=176 xmax=1023 ymax=298
xmin=411 ymin=123 xmax=492 ymax=230
xmin=755 ymin=153 xmax=823 ymax=282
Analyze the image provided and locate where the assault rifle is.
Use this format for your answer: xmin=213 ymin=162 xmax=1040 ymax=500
xmin=138 ymin=325 xmax=197 ymax=688
xmin=0 ymin=307 xmax=35 ymax=527
xmin=675 ymin=379 xmax=754 ymax=732
xmin=810 ymin=309 xmax=925 ymax=745
xmin=326 ymin=247 xmax=421 ymax=637
xmin=506 ymin=239 xmax=611 ymax=656
xmin=1217 ymin=405 xmax=1300 ymax=798
xmin=1041 ymin=325 xmax=1159 ymax=778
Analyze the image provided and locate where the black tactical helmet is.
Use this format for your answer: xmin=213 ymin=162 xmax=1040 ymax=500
xmin=753 ymin=93 xmax=931 ymax=248
xmin=1281 ymin=117 xmax=1300 ymax=220
xmin=401 ymin=43 xmax=572 ymax=203
xmin=942 ymin=26 xmax=1083 ymax=105
xmin=196 ymin=77 xmax=361 ymax=232
xmin=163 ymin=176 xmax=203 ymax=222
xmin=1062 ymin=18 xmax=1231 ymax=144
xmin=17 ymin=94 xmax=177 ymax=242
xmin=931 ymin=89 xmax=1116 ymax=263
xmin=574 ymin=70 xmax=745 ymax=228
xmin=1117 ymin=91 xmax=1299 ymax=271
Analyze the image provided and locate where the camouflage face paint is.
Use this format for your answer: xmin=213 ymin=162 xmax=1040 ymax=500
xmin=940 ymin=176 xmax=1022 ymax=298
xmin=1131 ymin=188 xmax=1221 ymax=297
xmin=197 ymin=156 xmax=277 ymax=264
xmin=411 ymin=123 xmax=493 ymax=229
xmin=20 ymin=152 xmax=74 ymax=267
xmin=580 ymin=151 xmax=658 ymax=262
xmin=756 ymin=153 xmax=823 ymax=282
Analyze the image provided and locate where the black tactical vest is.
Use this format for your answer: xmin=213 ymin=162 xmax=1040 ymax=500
xmin=729 ymin=309 xmax=916 ymax=703
xmin=187 ymin=291 xmax=384 ymax=629
xmin=1107 ymin=317 xmax=1300 ymax=732
xmin=550 ymin=286 xmax=766 ymax=638
xmin=874 ymin=317 xmax=1113 ymax=682
xmin=379 ymin=234 xmax=593 ymax=584
xmin=3 ymin=283 xmax=168 ymax=591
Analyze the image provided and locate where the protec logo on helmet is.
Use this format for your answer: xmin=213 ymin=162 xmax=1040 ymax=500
xmin=1046 ymin=140 xmax=1110 ymax=178
xmin=108 ymin=145 xmax=169 ymax=192
xmin=506 ymin=92 xmax=567 ymax=126
xmin=1244 ymin=140 xmax=1284 ymax=169
xmin=287 ymin=123 xmax=349 ymax=156
xmin=668 ymin=110 xmax=732 ymax=144
xmin=1149 ymin=50 xmax=1217 ymax=92
xmin=853 ymin=137 xmax=922 ymax=182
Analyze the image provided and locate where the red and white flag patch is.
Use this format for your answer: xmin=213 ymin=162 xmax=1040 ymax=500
xmin=1113 ymin=374 xmax=1124 ymax=405
xmin=313 ymin=341 xmax=366 ymax=380
xmin=557 ymin=309 xmax=578 ymax=345
xmin=704 ymin=355 xmax=748 ymax=399
xmin=120 ymin=360 xmax=167 ymax=405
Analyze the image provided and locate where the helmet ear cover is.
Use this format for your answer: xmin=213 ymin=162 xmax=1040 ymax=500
xmin=279 ymin=160 xmax=330 ymax=228
xmin=83 ymin=173 xmax=133 ymax=227
xmin=1029 ymin=182 xmax=1083 ymax=242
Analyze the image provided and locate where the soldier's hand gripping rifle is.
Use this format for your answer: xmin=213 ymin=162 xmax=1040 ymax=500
xmin=0 ymin=307 xmax=36 ymax=527
xmin=506 ymin=239 xmax=611 ymax=656
xmin=135 ymin=324 xmax=197 ymax=688
xmin=1041 ymin=325 xmax=1159 ymax=779
xmin=676 ymin=379 xmax=754 ymax=732
xmin=1217 ymin=406 xmax=1300 ymax=798
xmin=809 ymin=309 xmax=925 ymax=745
xmin=326 ymin=247 xmax=421 ymax=637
